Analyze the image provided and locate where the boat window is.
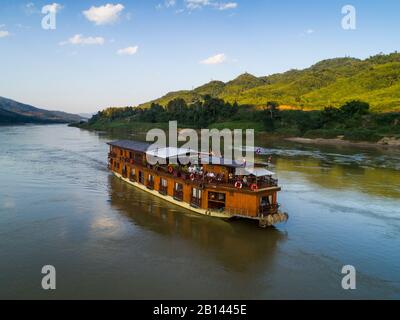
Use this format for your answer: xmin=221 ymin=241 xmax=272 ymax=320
xmin=175 ymin=183 xmax=183 ymax=191
xmin=134 ymin=153 xmax=143 ymax=163
xmin=192 ymin=188 xmax=202 ymax=199
xmin=138 ymin=171 xmax=144 ymax=184
xmin=209 ymin=192 xmax=225 ymax=202
xmin=261 ymin=196 xmax=273 ymax=206
xmin=208 ymin=192 xmax=226 ymax=210
xmin=261 ymin=196 xmax=270 ymax=206
xmin=161 ymin=178 xmax=168 ymax=187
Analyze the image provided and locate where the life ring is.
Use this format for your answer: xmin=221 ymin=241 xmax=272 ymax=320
xmin=235 ymin=181 xmax=243 ymax=189
xmin=168 ymin=165 xmax=174 ymax=174
xmin=190 ymin=173 xmax=195 ymax=181
xmin=256 ymin=148 xmax=262 ymax=155
xmin=251 ymin=184 xmax=258 ymax=192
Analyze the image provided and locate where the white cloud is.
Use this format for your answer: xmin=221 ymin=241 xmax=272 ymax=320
xmin=60 ymin=34 xmax=105 ymax=46
xmin=300 ymin=29 xmax=315 ymax=37
xmin=200 ymin=53 xmax=227 ymax=65
xmin=218 ymin=2 xmax=237 ymax=10
xmin=42 ymin=3 xmax=64 ymax=14
xmin=23 ymin=2 xmax=63 ymax=15
xmin=0 ymin=30 xmax=10 ymax=38
xmin=117 ymin=46 xmax=139 ymax=56
xmin=23 ymin=2 xmax=39 ymax=15
xmin=185 ymin=0 xmax=211 ymax=10
xmin=157 ymin=0 xmax=176 ymax=10
xmin=165 ymin=0 xmax=176 ymax=7
xmin=83 ymin=4 xmax=125 ymax=25
xmin=185 ymin=0 xmax=237 ymax=11
xmin=0 ymin=24 xmax=10 ymax=38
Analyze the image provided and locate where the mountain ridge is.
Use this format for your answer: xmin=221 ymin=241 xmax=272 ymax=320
xmin=137 ymin=53 xmax=400 ymax=112
xmin=0 ymin=96 xmax=82 ymax=125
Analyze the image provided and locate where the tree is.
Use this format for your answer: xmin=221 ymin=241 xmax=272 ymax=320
xmin=263 ymin=101 xmax=280 ymax=132
xmin=340 ymin=100 xmax=370 ymax=116
xmin=321 ymin=106 xmax=342 ymax=125
xmin=167 ymin=98 xmax=187 ymax=115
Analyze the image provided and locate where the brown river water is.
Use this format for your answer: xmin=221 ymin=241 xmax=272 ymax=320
xmin=0 ymin=124 xmax=399 ymax=299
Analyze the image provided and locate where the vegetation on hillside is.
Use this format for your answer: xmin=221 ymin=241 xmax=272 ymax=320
xmin=79 ymin=97 xmax=400 ymax=143
xmin=0 ymin=96 xmax=82 ymax=125
xmin=138 ymin=53 xmax=400 ymax=112
xmin=75 ymin=52 xmax=400 ymax=143
xmin=0 ymin=108 xmax=69 ymax=125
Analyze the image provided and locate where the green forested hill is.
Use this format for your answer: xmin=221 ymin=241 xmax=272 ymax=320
xmin=138 ymin=53 xmax=400 ymax=112
xmin=0 ymin=96 xmax=82 ymax=125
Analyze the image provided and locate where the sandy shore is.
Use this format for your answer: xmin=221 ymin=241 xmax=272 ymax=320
xmin=286 ymin=137 xmax=400 ymax=149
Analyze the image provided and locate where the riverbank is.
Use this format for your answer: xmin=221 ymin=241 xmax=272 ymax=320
xmin=70 ymin=120 xmax=400 ymax=149
xmin=286 ymin=136 xmax=400 ymax=149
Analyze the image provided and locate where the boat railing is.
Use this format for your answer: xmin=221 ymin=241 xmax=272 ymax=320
xmin=114 ymin=157 xmax=279 ymax=190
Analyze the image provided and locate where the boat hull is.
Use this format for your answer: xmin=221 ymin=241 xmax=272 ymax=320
xmin=113 ymin=172 xmax=232 ymax=219
xmin=112 ymin=172 xmax=288 ymax=226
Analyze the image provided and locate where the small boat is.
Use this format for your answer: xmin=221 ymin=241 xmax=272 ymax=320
xmin=107 ymin=140 xmax=288 ymax=228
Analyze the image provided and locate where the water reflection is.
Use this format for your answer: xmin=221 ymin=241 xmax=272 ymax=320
xmin=108 ymin=175 xmax=288 ymax=272
xmin=274 ymin=157 xmax=400 ymax=199
xmin=1 ymin=125 xmax=399 ymax=299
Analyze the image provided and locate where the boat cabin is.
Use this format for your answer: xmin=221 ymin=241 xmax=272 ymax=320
xmin=107 ymin=140 xmax=287 ymax=226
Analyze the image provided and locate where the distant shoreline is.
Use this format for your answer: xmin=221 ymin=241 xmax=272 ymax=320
xmin=0 ymin=121 xmax=71 ymax=126
xmin=286 ymin=137 xmax=400 ymax=149
xmin=70 ymin=122 xmax=400 ymax=150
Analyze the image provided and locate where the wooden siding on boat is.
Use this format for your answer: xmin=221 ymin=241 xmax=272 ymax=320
xmin=109 ymin=145 xmax=279 ymax=218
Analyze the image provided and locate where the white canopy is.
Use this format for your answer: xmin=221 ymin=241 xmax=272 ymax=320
xmin=146 ymin=147 xmax=192 ymax=159
xmin=235 ymin=167 xmax=275 ymax=177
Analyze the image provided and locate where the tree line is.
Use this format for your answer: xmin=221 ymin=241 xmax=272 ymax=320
xmin=89 ymin=97 xmax=400 ymax=142
xmin=90 ymin=95 xmax=240 ymax=128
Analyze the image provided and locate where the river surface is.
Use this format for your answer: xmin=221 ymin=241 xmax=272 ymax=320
xmin=0 ymin=124 xmax=399 ymax=299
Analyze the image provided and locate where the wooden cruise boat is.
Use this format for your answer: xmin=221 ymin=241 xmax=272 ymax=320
xmin=107 ymin=140 xmax=288 ymax=227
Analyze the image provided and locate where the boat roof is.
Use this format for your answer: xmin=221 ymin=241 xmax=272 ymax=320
xmin=195 ymin=155 xmax=249 ymax=169
xmin=108 ymin=140 xmax=275 ymax=174
xmin=146 ymin=147 xmax=193 ymax=159
xmin=108 ymin=140 xmax=150 ymax=153
xmin=235 ymin=167 xmax=275 ymax=177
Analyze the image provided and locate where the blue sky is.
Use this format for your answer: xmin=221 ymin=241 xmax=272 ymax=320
xmin=0 ymin=0 xmax=399 ymax=114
